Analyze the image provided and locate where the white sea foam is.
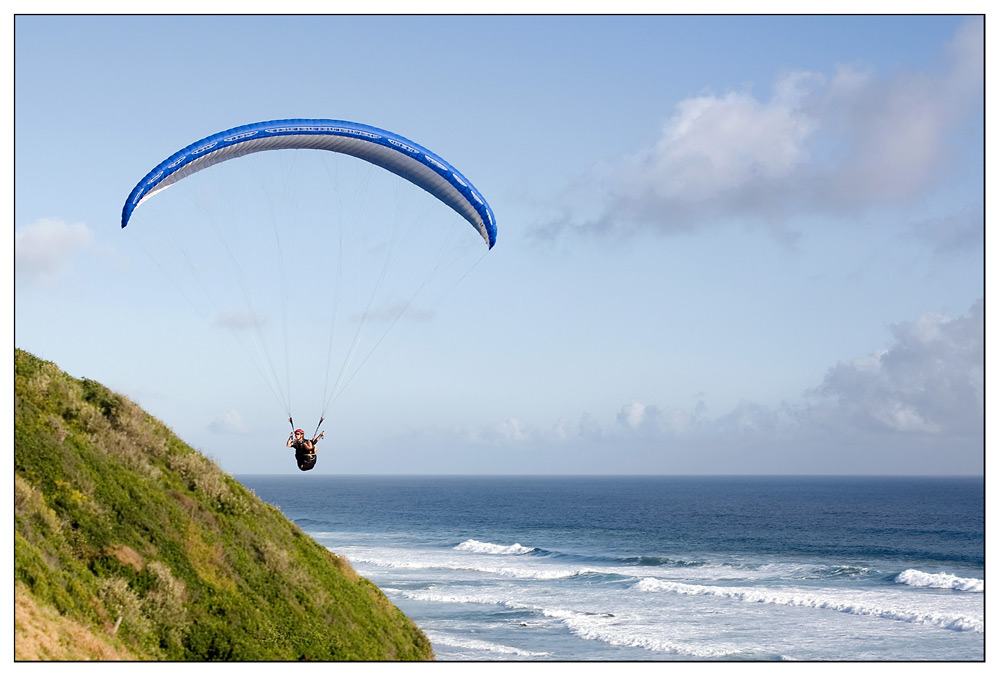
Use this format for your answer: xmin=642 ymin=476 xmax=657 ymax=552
xmin=402 ymin=589 xmax=739 ymax=657
xmin=424 ymin=631 xmax=551 ymax=658
xmin=541 ymin=607 xmax=740 ymax=658
xmin=633 ymin=578 xmax=984 ymax=633
xmin=895 ymin=569 xmax=984 ymax=592
xmin=455 ymin=539 xmax=534 ymax=555
xmin=399 ymin=588 xmax=533 ymax=611
xmin=476 ymin=566 xmax=583 ymax=580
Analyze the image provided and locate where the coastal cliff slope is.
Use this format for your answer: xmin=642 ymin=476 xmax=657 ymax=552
xmin=14 ymin=348 xmax=433 ymax=661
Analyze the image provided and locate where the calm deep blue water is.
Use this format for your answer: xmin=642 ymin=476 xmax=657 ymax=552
xmin=236 ymin=475 xmax=984 ymax=661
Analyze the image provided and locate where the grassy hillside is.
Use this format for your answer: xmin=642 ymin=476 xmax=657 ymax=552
xmin=13 ymin=348 xmax=433 ymax=661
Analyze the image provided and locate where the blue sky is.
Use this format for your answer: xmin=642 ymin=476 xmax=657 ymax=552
xmin=12 ymin=14 xmax=985 ymax=475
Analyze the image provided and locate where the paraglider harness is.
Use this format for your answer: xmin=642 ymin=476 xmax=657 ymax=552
xmin=289 ymin=418 xmax=324 ymax=472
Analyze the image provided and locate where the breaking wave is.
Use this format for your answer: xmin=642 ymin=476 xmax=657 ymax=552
xmin=895 ymin=569 xmax=983 ymax=592
xmin=345 ymin=552 xmax=589 ymax=580
xmin=454 ymin=539 xmax=535 ymax=555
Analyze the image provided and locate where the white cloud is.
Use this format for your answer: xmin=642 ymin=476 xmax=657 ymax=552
xmin=616 ymin=399 xmax=705 ymax=436
xmin=14 ymin=218 xmax=93 ymax=286
xmin=618 ymin=399 xmax=648 ymax=429
xmin=805 ymin=299 xmax=984 ymax=437
xmin=713 ymin=400 xmax=784 ymax=436
xmin=628 ymin=70 xmax=819 ymax=204
xmin=208 ymin=409 xmax=251 ymax=435
xmin=815 ymin=21 xmax=982 ymax=208
xmin=539 ymin=18 xmax=983 ymax=241
xmin=500 ymin=417 xmax=529 ymax=442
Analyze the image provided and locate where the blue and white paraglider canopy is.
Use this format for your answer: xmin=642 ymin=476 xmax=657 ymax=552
xmin=121 ymin=118 xmax=497 ymax=249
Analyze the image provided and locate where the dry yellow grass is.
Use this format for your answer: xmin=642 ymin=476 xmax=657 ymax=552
xmin=14 ymin=584 xmax=139 ymax=661
xmin=105 ymin=544 xmax=144 ymax=572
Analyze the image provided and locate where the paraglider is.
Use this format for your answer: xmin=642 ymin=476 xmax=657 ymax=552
xmin=122 ymin=119 xmax=496 ymax=471
xmin=287 ymin=428 xmax=324 ymax=472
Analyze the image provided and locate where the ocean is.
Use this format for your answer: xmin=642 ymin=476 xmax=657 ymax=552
xmin=236 ymin=475 xmax=984 ymax=661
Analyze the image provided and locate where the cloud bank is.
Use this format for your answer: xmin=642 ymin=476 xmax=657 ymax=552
xmin=384 ymin=300 xmax=983 ymax=475
xmin=537 ymin=19 xmax=983 ymax=243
